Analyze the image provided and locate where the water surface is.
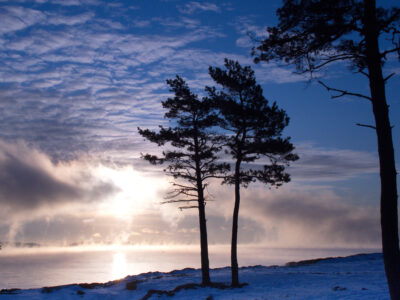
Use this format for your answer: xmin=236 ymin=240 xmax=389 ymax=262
xmin=0 ymin=245 xmax=379 ymax=289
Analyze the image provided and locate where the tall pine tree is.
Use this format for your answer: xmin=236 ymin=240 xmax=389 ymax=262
xmin=253 ymin=1 xmax=400 ymax=298
xmin=207 ymin=59 xmax=298 ymax=286
xmin=138 ymin=76 xmax=228 ymax=286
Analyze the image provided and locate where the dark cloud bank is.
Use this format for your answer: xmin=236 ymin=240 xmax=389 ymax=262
xmin=0 ymin=141 xmax=118 ymax=213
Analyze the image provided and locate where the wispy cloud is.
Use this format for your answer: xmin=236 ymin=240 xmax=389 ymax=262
xmin=0 ymin=6 xmax=45 ymax=35
xmin=132 ymin=19 xmax=151 ymax=28
xmin=47 ymin=12 xmax=94 ymax=26
xmin=0 ymin=18 xmax=226 ymax=160
xmin=0 ymin=1 xmax=309 ymax=163
xmin=48 ymin=0 xmax=101 ymax=6
xmin=233 ymin=16 xmax=269 ymax=49
xmin=178 ymin=2 xmax=220 ymax=14
xmin=290 ymin=143 xmax=378 ymax=181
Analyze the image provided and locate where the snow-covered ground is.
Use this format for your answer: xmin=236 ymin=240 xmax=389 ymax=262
xmin=0 ymin=253 xmax=388 ymax=299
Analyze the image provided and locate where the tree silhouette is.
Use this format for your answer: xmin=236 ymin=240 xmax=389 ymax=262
xmin=138 ymin=76 xmax=229 ymax=286
xmin=207 ymin=59 xmax=298 ymax=286
xmin=253 ymin=1 xmax=400 ymax=298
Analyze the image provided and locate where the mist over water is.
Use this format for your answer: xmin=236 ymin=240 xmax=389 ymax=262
xmin=0 ymin=245 xmax=379 ymax=289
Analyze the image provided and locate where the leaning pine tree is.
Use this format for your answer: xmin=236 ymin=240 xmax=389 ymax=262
xmin=138 ymin=76 xmax=229 ymax=286
xmin=253 ymin=1 xmax=400 ymax=298
xmin=207 ymin=59 xmax=299 ymax=286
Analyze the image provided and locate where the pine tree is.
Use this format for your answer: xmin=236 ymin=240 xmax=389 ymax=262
xmin=253 ymin=1 xmax=400 ymax=298
xmin=138 ymin=76 xmax=229 ymax=286
xmin=207 ymin=59 xmax=298 ymax=286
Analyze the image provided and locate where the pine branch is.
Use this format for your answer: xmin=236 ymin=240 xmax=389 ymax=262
xmin=162 ymin=199 xmax=198 ymax=204
xmin=308 ymin=54 xmax=358 ymax=72
xmin=318 ymin=80 xmax=372 ymax=101
xmin=202 ymin=174 xmax=229 ymax=180
xmin=179 ymin=206 xmax=198 ymax=211
xmin=166 ymin=189 xmax=198 ymax=198
xmin=359 ymin=70 xmax=370 ymax=79
xmin=171 ymin=182 xmax=197 ymax=191
xmin=356 ymin=123 xmax=376 ymax=130
xmin=384 ymin=72 xmax=395 ymax=83
xmin=380 ymin=47 xmax=400 ymax=59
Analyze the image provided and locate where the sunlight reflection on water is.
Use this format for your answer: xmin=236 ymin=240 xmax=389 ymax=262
xmin=111 ymin=252 xmax=128 ymax=280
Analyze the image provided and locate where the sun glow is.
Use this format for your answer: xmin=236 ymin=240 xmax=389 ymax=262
xmin=97 ymin=166 xmax=167 ymax=219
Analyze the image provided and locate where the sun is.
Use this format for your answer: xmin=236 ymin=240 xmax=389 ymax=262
xmin=96 ymin=166 xmax=167 ymax=219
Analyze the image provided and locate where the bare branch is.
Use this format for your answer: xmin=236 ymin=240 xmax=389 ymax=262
xmin=314 ymin=54 xmax=358 ymax=70
xmin=179 ymin=206 xmax=198 ymax=211
xmin=162 ymin=199 xmax=198 ymax=204
xmin=360 ymin=70 xmax=370 ymax=79
xmin=297 ymin=54 xmax=360 ymax=75
xmin=164 ymin=186 xmax=198 ymax=199
xmin=202 ymin=174 xmax=229 ymax=180
xmin=356 ymin=123 xmax=376 ymax=130
xmin=171 ymin=182 xmax=197 ymax=191
xmin=384 ymin=72 xmax=396 ymax=83
xmin=318 ymin=81 xmax=372 ymax=101
xmin=381 ymin=47 xmax=400 ymax=59
xmin=174 ymin=190 xmax=198 ymax=197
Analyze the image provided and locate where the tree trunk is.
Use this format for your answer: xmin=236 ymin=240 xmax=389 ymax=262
xmin=364 ymin=1 xmax=400 ymax=299
xmin=194 ymin=131 xmax=211 ymax=286
xmin=197 ymin=192 xmax=211 ymax=286
xmin=231 ymin=158 xmax=241 ymax=287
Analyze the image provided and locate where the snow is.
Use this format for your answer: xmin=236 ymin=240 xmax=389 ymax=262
xmin=0 ymin=253 xmax=389 ymax=299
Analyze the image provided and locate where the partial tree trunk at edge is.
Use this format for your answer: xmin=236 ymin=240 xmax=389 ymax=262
xmin=364 ymin=1 xmax=400 ymax=299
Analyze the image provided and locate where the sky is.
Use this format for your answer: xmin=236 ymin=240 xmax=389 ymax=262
xmin=0 ymin=0 xmax=399 ymax=250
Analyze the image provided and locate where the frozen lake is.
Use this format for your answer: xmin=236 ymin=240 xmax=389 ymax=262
xmin=0 ymin=245 xmax=379 ymax=289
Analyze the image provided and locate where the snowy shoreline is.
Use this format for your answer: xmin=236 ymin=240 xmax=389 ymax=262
xmin=0 ymin=253 xmax=389 ymax=299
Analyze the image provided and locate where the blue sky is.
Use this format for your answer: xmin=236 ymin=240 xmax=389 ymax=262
xmin=0 ymin=0 xmax=399 ymax=249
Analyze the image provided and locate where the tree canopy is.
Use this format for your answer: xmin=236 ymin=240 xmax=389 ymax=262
xmin=253 ymin=0 xmax=400 ymax=76
xmin=138 ymin=76 xmax=229 ymax=285
xmin=207 ymin=59 xmax=298 ymax=286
